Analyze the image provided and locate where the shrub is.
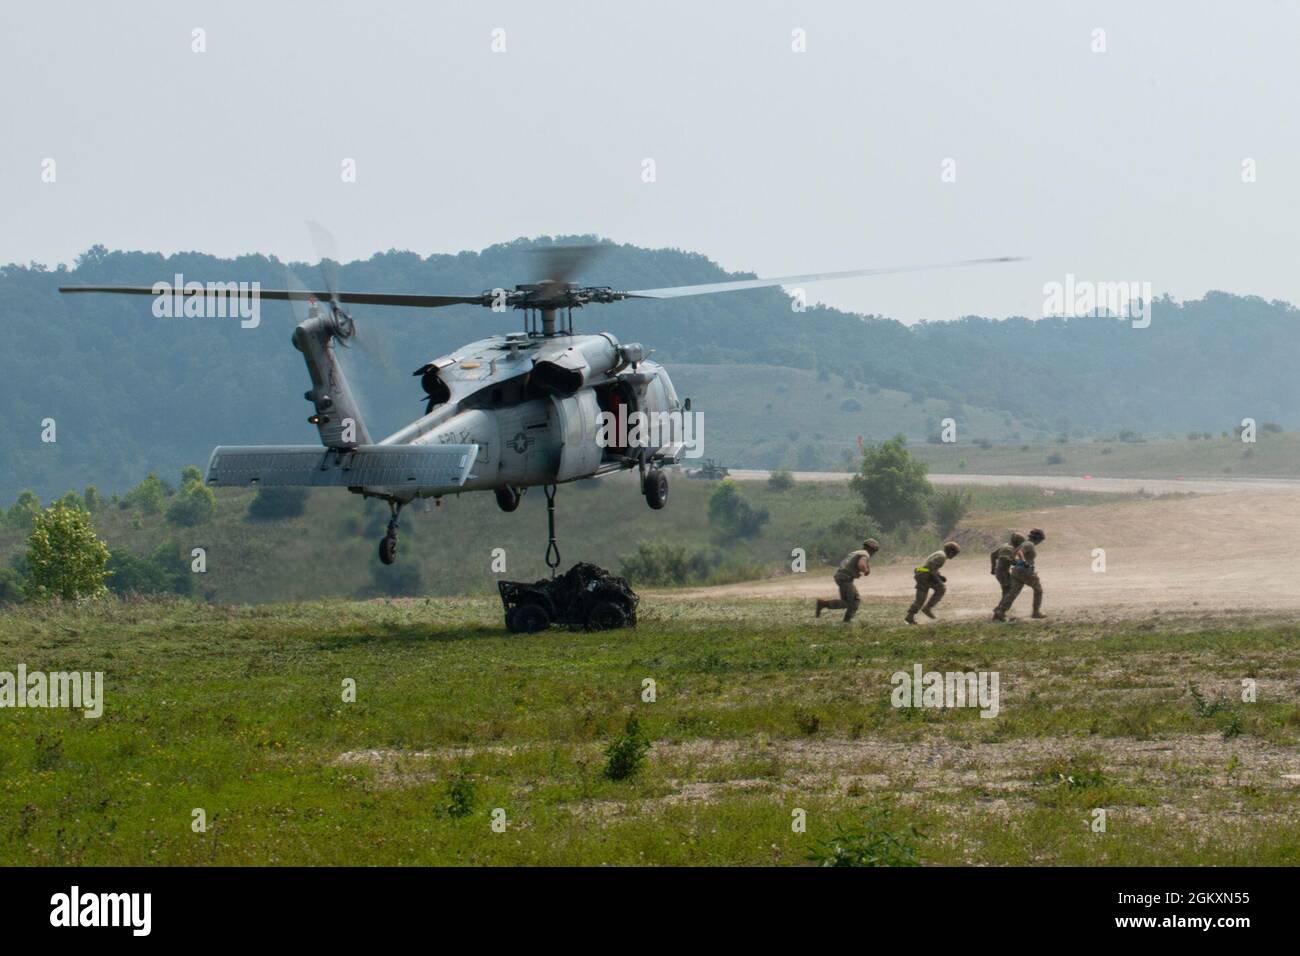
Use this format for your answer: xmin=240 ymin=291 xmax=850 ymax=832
xmin=808 ymin=807 xmax=925 ymax=867
xmin=106 ymin=542 xmax=193 ymax=597
xmin=603 ymin=715 xmax=651 ymax=781
xmin=930 ymin=489 xmax=971 ymax=537
xmin=444 ymin=774 xmax=476 ymax=819
xmin=125 ymin=473 xmax=167 ymax=514
xmin=167 ymin=480 xmax=216 ymax=526
xmin=619 ymin=542 xmax=719 ymax=586
xmin=1046 ymin=452 xmax=1065 ymax=465
xmin=767 ymin=470 xmax=795 ymax=492
xmin=707 ymin=481 xmax=770 ymax=540
xmin=247 ymin=487 xmax=309 ymax=521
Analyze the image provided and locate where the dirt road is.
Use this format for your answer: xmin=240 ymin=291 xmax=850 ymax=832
xmin=666 ymin=475 xmax=1300 ymax=618
xmin=724 ymin=469 xmax=1300 ymax=496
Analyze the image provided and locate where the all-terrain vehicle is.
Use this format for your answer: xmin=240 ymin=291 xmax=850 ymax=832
xmin=499 ymin=562 xmax=639 ymax=633
xmin=688 ymin=458 xmax=730 ymax=480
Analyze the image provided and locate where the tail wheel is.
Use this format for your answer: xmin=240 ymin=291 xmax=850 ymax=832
xmin=378 ymin=535 xmax=397 ymax=565
xmin=495 ymin=486 xmax=522 ymax=513
xmin=643 ymin=468 xmax=668 ymax=510
xmin=513 ymin=603 xmax=550 ymax=633
xmin=586 ymin=600 xmax=626 ymax=631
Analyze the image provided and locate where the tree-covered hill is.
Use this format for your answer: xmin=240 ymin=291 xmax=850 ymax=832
xmin=2 ymin=237 xmax=1296 ymax=499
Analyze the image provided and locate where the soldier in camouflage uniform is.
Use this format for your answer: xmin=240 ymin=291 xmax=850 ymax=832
xmin=993 ymin=528 xmax=1046 ymax=620
xmin=990 ymin=531 xmax=1027 ymax=604
xmin=816 ymin=538 xmax=880 ymax=622
xmin=905 ymin=541 xmax=961 ymax=624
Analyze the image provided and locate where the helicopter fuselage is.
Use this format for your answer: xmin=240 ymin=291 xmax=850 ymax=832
xmin=370 ymin=330 xmax=686 ymax=502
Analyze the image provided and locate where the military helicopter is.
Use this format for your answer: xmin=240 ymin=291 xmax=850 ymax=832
xmin=60 ymin=244 xmax=1018 ymax=570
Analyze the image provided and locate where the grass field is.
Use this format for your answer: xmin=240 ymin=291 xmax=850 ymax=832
xmin=2 ymin=596 xmax=1297 ymax=866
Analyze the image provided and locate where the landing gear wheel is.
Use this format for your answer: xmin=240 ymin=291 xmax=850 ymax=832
xmin=643 ymin=467 xmax=668 ymax=510
xmin=495 ymin=486 xmax=522 ymax=513
xmin=513 ymin=603 xmax=550 ymax=633
xmin=586 ymin=600 xmax=626 ymax=631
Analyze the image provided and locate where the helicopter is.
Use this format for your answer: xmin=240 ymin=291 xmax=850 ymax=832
xmin=60 ymin=245 xmax=1019 ymax=571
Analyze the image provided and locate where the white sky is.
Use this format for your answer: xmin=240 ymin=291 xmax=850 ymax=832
xmin=3 ymin=0 xmax=1298 ymax=322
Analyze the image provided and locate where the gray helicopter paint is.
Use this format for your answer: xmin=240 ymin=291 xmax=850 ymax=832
xmin=293 ymin=311 xmax=373 ymax=448
xmin=205 ymin=443 xmax=477 ymax=489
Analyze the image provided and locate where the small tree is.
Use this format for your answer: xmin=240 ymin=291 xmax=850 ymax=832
xmin=83 ymin=486 xmax=105 ymax=513
xmin=125 ymin=473 xmax=167 ymax=514
xmin=849 ymin=435 xmax=932 ymax=532
xmin=6 ymin=490 xmax=42 ymax=531
xmin=23 ymin=504 xmax=111 ymax=601
xmin=930 ymin=490 xmax=971 ymax=538
xmin=167 ymin=478 xmax=216 ymax=527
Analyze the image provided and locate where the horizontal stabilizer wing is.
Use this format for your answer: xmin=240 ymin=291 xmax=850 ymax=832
xmin=206 ymin=444 xmax=478 ymax=489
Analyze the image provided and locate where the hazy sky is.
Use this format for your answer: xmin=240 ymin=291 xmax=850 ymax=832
xmin=3 ymin=1 xmax=1298 ymax=322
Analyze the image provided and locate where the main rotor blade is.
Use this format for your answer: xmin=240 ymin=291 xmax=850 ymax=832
xmin=58 ymin=287 xmax=486 ymax=309
xmin=525 ymin=243 xmax=604 ymax=286
xmin=624 ymin=256 xmax=1025 ymax=300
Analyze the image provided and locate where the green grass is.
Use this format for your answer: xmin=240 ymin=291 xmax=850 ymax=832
xmin=1 ymin=597 xmax=1298 ymax=865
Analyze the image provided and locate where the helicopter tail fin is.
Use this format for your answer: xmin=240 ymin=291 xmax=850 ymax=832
xmin=293 ymin=312 xmax=373 ymax=449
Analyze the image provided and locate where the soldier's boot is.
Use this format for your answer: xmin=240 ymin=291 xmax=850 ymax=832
xmin=815 ymin=599 xmax=827 ymax=618
xmin=905 ymin=611 xmax=916 ymax=625
xmin=842 ymin=609 xmax=855 ymax=623
xmin=992 ymin=608 xmax=1006 ymax=622
xmin=921 ymin=607 xmax=937 ymax=620
xmin=1031 ymin=591 xmax=1045 ymax=619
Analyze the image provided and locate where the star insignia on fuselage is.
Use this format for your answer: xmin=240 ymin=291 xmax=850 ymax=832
xmin=508 ymin=431 xmax=535 ymax=454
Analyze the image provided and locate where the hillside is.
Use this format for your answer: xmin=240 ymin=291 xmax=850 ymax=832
xmin=4 ymin=238 xmax=1300 ymax=499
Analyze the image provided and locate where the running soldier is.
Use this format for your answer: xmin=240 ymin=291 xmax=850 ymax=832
xmin=990 ymin=531 xmax=1026 ymax=603
xmin=905 ymin=541 xmax=961 ymax=624
xmin=993 ymin=528 xmax=1046 ymax=620
xmin=816 ymin=538 xmax=881 ymax=622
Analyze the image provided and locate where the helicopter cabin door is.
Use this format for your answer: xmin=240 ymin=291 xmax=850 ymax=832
xmin=553 ymin=391 xmax=603 ymax=482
